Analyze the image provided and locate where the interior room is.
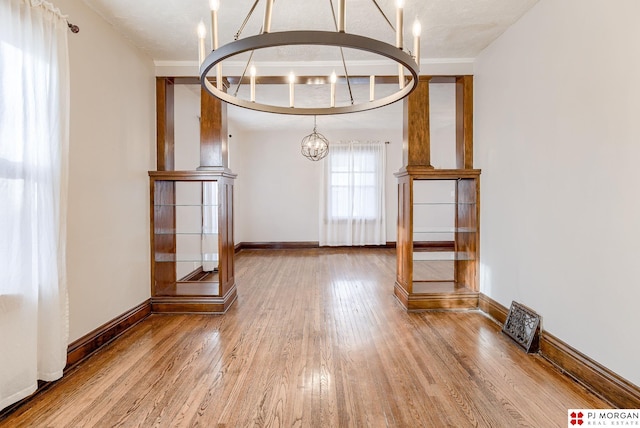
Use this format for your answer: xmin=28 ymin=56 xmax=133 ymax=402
xmin=1 ymin=0 xmax=639 ymax=426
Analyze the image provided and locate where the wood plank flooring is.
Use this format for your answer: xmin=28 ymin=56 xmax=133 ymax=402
xmin=2 ymin=248 xmax=607 ymax=427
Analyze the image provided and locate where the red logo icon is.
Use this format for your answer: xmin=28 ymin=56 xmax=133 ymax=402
xmin=570 ymin=412 xmax=584 ymax=425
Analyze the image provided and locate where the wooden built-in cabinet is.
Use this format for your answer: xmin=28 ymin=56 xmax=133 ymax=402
xmin=150 ymin=77 xmax=236 ymax=313
xmin=150 ymin=170 xmax=236 ymax=313
xmin=395 ymin=169 xmax=480 ymax=310
xmin=395 ymin=75 xmax=480 ymax=310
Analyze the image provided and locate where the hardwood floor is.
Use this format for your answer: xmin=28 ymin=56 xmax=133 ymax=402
xmin=2 ymin=248 xmax=607 ymax=427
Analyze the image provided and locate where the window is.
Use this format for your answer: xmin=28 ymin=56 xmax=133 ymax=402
xmin=328 ymin=148 xmax=379 ymax=219
xmin=320 ymin=141 xmax=386 ymax=246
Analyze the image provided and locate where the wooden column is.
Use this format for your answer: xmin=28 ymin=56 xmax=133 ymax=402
xmin=218 ymin=177 xmax=235 ymax=302
xmin=150 ymin=179 xmax=176 ymax=297
xmin=153 ymin=78 xmax=176 ymax=299
xmin=156 ymin=77 xmax=175 ymax=171
xmin=456 ymin=75 xmax=474 ymax=170
xmin=200 ymin=87 xmax=228 ymax=169
xmin=396 ymin=75 xmax=480 ymax=311
xmin=150 ymin=78 xmax=237 ymax=314
xmin=403 ymin=76 xmax=432 ymax=169
xmin=394 ymin=174 xmax=413 ymax=308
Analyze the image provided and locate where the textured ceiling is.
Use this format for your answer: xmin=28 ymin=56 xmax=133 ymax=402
xmin=80 ymin=0 xmax=538 ymax=131
xmin=80 ymin=0 xmax=538 ymax=62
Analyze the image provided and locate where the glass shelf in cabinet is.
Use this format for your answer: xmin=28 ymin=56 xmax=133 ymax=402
xmin=155 ymin=253 xmax=219 ymax=263
xmin=154 ymin=204 xmax=219 ymax=207
xmin=412 ymin=251 xmax=475 ymax=261
xmin=154 ymin=230 xmax=219 ymax=235
xmin=413 ymin=202 xmax=476 ymax=205
xmin=413 ymin=227 xmax=476 ymax=234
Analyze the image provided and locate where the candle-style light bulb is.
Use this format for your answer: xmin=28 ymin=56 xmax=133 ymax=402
xmin=338 ymin=0 xmax=346 ymax=32
xmin=330 ymin=71 xmax=337 ymax=107
xmin=396 ymin=0 xmax=404 ymax=49
xmin=216 ymin=66 xmax=223 ymax=90
xmin=197 ymin=21 xmax=206 ymax=66
xmin=250 ymin=65 xmax=256 ymax=102
xmin=412 ymin=18 xmax=421 ymax=37
xmin=263 ymin=0 xmax=274 ymax=33
xmin=369 ymin=75 xmax=375 ymax=101
xmin=197 ymin=21 xmax=207 ymax=39
xmin=289 ymin=72 xmax=295 ymax=107
xmin=210 ymin=0 xmax=220 ymax=50
xmin=413 ymin=18 xmax=421 ymax=69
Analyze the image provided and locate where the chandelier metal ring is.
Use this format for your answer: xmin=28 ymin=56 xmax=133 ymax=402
xmin=200 ymin=30 xmax=419 ymax=115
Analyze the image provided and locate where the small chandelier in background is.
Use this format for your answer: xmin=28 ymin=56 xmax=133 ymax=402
xmin=301 ymin=117 xmax=329 ymax=161
xmin=197 ymin=0 xmax=421 ymax=116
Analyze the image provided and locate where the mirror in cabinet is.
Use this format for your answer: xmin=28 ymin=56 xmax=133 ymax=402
xmin=412 ymin=179 xmax=456 ymax=289
xmin=155 ymin=181 xmax=219 ymax=295
xmin=411 ymin=178 xmax=477 ymax=294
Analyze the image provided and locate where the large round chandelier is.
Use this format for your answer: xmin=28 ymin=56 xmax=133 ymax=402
xmin=198 ymin=0 xmax=421 ymax=116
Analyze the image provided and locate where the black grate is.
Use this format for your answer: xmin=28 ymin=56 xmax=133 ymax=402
xmin=502 ymin=301 xmax=541 ymax=353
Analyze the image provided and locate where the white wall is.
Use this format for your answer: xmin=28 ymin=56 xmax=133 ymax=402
xmin=475 ymin=0 xmax=640 ymax=386
xmin=234 ymin=129 xmax=322 ymax=242
xmin=231 ymin=119 xmax=403 ymax=244
xmin=429 ymin=82 xmax=457 ymax=169
xmin=58 ymin=0 xmax=155 ymax=342
xmin=174 ymin=85 xmax=201 ymax=171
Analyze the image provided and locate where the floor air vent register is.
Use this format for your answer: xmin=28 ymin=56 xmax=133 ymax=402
xmin=502 ymin=301 xmax=541 ymax=353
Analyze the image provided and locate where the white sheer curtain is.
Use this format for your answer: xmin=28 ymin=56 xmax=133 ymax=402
xmin=0 ymin=0 xmax=70 ymax=411
xmin=320 ymin=140 xmax=386 ymax=246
